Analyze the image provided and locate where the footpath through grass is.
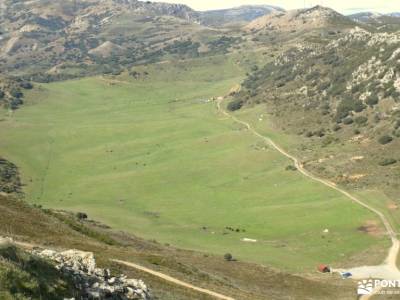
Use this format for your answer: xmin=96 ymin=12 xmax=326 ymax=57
xmin=0 ymin=56 xmax=387 ymax=271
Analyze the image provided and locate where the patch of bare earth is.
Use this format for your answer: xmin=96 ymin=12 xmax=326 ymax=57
xmin=358 ymin=220 xmax=385 ymax=237
xmin=387 ymin=202 xmax=398 ymax=211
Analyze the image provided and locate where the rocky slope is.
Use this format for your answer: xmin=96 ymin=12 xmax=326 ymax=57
xmin=0 ymin=238 xmax=151 ymax=300
xmin=233 ymin=20 xmax=400 ymax=198
xmin=35 ymin=248 xmax=151 ymax=299
xmin=0 ymin=0 xmax=276 ymax=82
xmin=348 ymin=12 xmax=400 ymax=32
xmin=245 ymin=5 xmax=354 ymax=32
xmin=0 ymin=0 xmax=213 ymax=80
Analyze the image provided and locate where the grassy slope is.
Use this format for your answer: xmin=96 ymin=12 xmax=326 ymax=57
xmin=0 ymin=194 xmax=363 ymax=300
xmin=0 ymin=55 xmax=387 ymax=271
xmin=233 ymin=103 xmax=397 ymax=258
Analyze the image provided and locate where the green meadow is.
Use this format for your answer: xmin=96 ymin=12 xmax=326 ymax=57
xmin=0 ymin=56 xmax=387 ymax=271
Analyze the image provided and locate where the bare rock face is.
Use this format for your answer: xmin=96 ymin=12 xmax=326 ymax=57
xmin=35 ymin=249 xmax=151 ymax=300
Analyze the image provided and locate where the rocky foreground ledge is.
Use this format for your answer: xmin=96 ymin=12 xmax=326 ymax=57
xmin=34 ymin=248 xmax=151 ymax=300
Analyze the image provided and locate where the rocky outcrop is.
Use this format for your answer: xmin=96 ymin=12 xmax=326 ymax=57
xmin=35 ymin=249 xmax=151 ymax=300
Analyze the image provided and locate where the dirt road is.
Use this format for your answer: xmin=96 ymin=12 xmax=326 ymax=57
xmin=112 ymin=259 xmax=235 ymax=300
xmin=217 ymin=99 xmax=400 ymax=298
xmin=0 ymin=236 xmax=235 ymax=300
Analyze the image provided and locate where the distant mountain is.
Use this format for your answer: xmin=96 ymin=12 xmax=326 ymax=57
xmin=348 ymin=12 xmax=384 ymax=23
xmin=246 ymin=5 xmax=354 ymax=32
xmin=0 ymin=0 xmax=220 ymax=79
xmin=349 ymin=11 xmax=400 ymax=26
xmin=198 ymin=5 xmax=285 ymax=27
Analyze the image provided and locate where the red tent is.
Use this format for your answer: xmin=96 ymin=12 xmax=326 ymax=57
xmin=317 ymin=264 xmax=330 ymax=273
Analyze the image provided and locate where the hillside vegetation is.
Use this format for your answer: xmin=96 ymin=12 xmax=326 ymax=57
xmin=234 ymin=18 xmax=400 ymax=201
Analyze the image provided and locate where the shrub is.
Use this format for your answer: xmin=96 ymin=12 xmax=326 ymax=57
xmin=336 ymin=98 xmax=364 ymax=121
xmin=227 ymin=99 xmax=243 ymax=111
xmin=224 ymin=253 xmax=233 ymax=261
xmin=10 ymin=89 xmax=23 ymax=98
xmin=286 ymin=165 xmax=297 ymax=171
xmin=379 ymin=158 xmax=397 ymax=166
xmin=314 ymin=129 xmax=325 ymax=137
xmin=394 ymin=120 xmax=400 ymax=130
xmin=333 ymin=124 xmax=341 ymax=131
xmin=19 ymin=82 xmax=33 ymax=89
xmin=76 ymin=212 xmax=88 ymax=220
xmin=378 ymin=135 xmax=393 ymax=145
xmin=351 ymin=85 xmax=362 ymax=93
xmin=305 ymin=131 xmax=314 ymax=138
xmin=10 ymin=98 xmax=23 ymax=110
xmin=366 ymin=95 xmax=379 ymax=107
xmin=343 ymin=117 xmax=354 ymax=125
xmin=354 ymin=116 xmax=368 ymax=125
xmin=0 ymin=90 xmax=4 ymax=99
xmin=322 ymin=135 xmax=338 ymax=147
xmin=354 ymin=101 xmax=366 ymax=113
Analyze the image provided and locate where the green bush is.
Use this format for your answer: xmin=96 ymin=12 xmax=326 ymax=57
xmin=366 ymin=95 xmax=379 ymax=107
xmin=379 ymin=158 xmax=397 ymax=166
xmin=9 ymin=89 xmax=23 ymax=99
xmin=76 ymin=212 xmax=88 ymax=220
xmin=19 ymin=82 xmax=33 ymax=89
xmin=224 ymin=253 xmax=233 ymax=261
xmin=227 ymin=99 xmax=243 ymax=111
xmin=285 ymin=165 xmax=297 ymax=171
xmin=10 ymin=98 xmax=23 ymax=110
xmin=336 ymin=98 xmax=364 ymax=121
xmin=343 ymin=117 xmax=354 ymax=125
xmin=354 ymin=116 xmax=368 ymax=125
xmin=378 ymin=135 xmax=393 ymax=145
xmin=332 ymin=124 xmax=341 ymax=131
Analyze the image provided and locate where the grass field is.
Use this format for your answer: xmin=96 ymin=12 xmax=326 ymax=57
xmin=0 ymin=56 xmax=388 ymax=271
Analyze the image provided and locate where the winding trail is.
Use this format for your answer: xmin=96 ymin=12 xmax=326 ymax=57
xmin=217 ymin=99 xmax=400 ymax=298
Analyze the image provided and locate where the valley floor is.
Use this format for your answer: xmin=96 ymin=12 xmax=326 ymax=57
xmin=0 ymin=56 xmax=389 ymax=272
